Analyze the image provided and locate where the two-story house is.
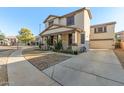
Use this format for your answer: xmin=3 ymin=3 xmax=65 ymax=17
xmin=40 ymin=8 xmax=92 ymax=50
xmin=116 ymin=31 xmax=124 ymax=41
xmin=40 ymin=8 xmax=116 ymax=50
xmin=90 ymin=22 xmax=116 ymax=49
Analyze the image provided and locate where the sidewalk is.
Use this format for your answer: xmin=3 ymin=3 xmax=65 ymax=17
xmin=0 ymin=50 xmax=15 ymax=85
xmin=7 ymin=49 xmax=60 ymax=86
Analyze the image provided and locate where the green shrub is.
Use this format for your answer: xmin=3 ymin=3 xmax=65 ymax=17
xmin=115 ymin=42 xmax=121 ymax=48
xmin=60 ymin=48 xmax=78 ymax=55
xmin=54 ymin=40 xmax=63 ymax=51
xmin=73 ymin=51 xmax=78 ymax=55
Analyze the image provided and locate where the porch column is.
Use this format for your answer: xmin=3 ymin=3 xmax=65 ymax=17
xmin=84 ymin=31 xmax=90 ymax=49
xmin=43 ymin=36 xmax=48 ymax=44
xmin=72 ymin=32 xmax=78 ymax=44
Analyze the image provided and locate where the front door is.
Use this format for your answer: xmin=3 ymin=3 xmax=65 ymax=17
xmin=68 ymin=34 xmax=72 ymax=46
xmin=50 ymin=36 xmax=54 ymax=45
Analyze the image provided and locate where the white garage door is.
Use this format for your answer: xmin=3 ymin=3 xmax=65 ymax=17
xmin=90 ymin=40 xmax=114 ymax=49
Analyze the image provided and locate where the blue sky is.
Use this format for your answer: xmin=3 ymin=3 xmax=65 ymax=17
xmin=0 ymin=7 xmax=123 ymax=36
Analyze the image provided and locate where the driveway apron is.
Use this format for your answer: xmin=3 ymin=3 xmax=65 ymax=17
xmin=43 ymin=50 xmax=124 ymax=86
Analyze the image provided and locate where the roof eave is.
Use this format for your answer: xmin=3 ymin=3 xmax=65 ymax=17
xmin=91 ymin=21 xmax=116 ymax=28
xmin=43 ymin=15 xmax=60 ymax=23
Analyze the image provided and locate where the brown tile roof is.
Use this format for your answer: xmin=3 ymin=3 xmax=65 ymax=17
xmin=40 ymin=24 xmax=83 ymax=36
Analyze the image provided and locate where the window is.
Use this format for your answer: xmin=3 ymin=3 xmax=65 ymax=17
xmin=50 ymin=36 xmax=54 ymax=45
xmin=94 ymin=27 xmax=107 ymax=33
xmin=81 ymin=34 xmax=85 ymax=44
xmin=48 ymin=20 xmax=54 ymax=26
xmin=94 ymin=28 xmax=97 ymax=33
xmin=104 ymin=26 xmax=107 ymax=32
xmin=98 ymin=27 xmax=103 ymax=33
xmin=66 ymin=16 xmax=74 ymax=26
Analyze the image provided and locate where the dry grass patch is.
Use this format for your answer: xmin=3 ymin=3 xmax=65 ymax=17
xmin=23 ymin=48 xmax=71 ymax=71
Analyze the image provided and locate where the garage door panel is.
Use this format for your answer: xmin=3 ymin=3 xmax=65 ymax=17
xmin=90 ymin=40 xmax=114 ymax=49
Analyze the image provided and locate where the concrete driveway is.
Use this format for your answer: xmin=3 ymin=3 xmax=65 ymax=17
xmin=43 ymin=50 xmax=124 ymax=86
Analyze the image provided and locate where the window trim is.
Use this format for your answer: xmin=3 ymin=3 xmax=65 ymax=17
xmin=94 ymin=26 xmax=107 ymax=34
xmin=66 ymin=15 xmax=75 ymax=26
xmin=48 ymin=20 xmax=54 ymax=26
xmin=81 ymin=34 xmax=85 ymax=44
xmin=104 ymin=26 xmax=107 ymax=32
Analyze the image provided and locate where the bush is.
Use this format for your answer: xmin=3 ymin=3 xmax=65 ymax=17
xmin=60 ymin=48 xmax=78 ymax=55
xmin=115 ymin=42 xmax=121 ymax=48
xmin=73 ymin=51 xmax=78 ymax=55
xmin=54 ymin=40 xmax=63 ymax=51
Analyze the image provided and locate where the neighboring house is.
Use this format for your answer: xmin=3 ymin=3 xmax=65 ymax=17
xmin=40 ymin=8 xmax=92 ymax=50
xmin=116 ymin=31 xmax=124 ymax=49
xmin=90 ymin=22 xmax=116 ymax=49
xmin=35 ymin=36 xmax=42 ymax=45
xmin=40 ymin=8 xmax=116 ymax=50
xmin=116 ymin=31 xmax=124 ymax=41
xmin=0 ymin=39 xmax=7 ymax=46
xmin=0 ymin=36 xmax=18 ymax=46
xmin=5 ymin=36 xmax=18 ymax=46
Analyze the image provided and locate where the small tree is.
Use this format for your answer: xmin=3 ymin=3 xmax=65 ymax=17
xmin=17 ymin=28 xmax=35 ymax=45
xmin=46 ymin=38 xmax=51 ymax=50
xmin=0 ymin=31 xmax=5 ymax=41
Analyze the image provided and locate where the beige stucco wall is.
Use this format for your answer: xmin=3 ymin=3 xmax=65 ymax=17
xmin=77 ymin=31 xmax=81 ymax=46
xmin=72 ymin=11 xmax=84 ymax=29
xmin=59 ymin=11 xmax=84 ymax=29
xmin=90 ymin=24 xmax=115 ymax=49
xmin=83 ymin=9 xmax=91 ymax=49
xmin=60 ymin=17 xmax=66 ymax=26
xmin=44 ymin=11 xmax=85 ymax=30
xmin=62 ymin=33 xmax=68 ymax=49
xmin=72 ymin=31 xmax=81 ymax=46
xmin=45 ymin=17 xmax=59 ymax=28
xmin=90 ymin=24 xmax=115 ymax=39
xmin=83 ymin=9 xmax=90 ymax=41
xmin=53 ymin=18 xmax=60 ymax=24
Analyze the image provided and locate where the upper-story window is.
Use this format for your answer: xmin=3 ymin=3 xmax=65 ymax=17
xmin=66 ymin=16 xmax=74 ymax=26
xmin=94 ymin=26 xmax=107 ymax=33
xmin=48 ymin=20 xmax=54 ymax=26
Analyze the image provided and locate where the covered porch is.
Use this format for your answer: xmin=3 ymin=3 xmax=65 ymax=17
xmin=40 ymin=24 xmax=84 ymax=50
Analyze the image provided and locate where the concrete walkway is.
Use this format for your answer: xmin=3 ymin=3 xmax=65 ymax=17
xmin=0 ymin=50 xmax=15 ymax=85
xmin=43 ymin=50 xmax=124 ymax=86
xmin=7 ymin=49 xmax=60 ymax=86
